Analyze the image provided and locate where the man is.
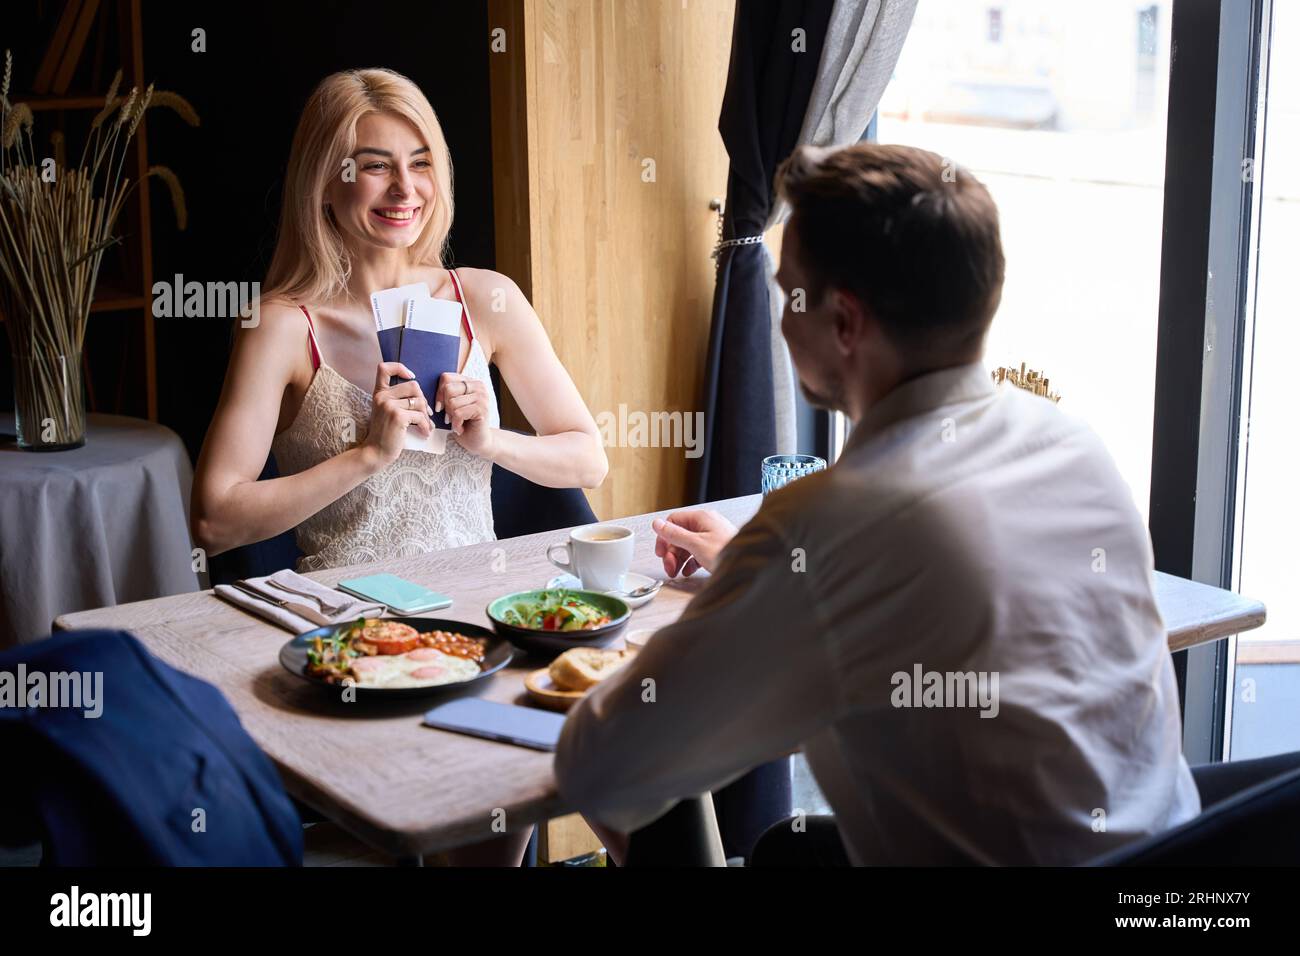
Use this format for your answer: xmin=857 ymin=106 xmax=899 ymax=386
xmin=553 ymin=143 xmax=1200 ymax=865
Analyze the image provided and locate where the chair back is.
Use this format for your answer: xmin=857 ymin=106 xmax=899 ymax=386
xmin=489 ymin=462 xmax=597 ymax=539
xmin=1089 ymin=761 xmax=1300 ymax=865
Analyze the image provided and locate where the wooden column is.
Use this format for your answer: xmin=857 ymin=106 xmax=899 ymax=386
xmin=488 ymin=0 xmax=735 ymax=521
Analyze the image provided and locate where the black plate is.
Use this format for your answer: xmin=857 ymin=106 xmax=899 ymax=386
xmin=279 ymin=617 xmax=513 ymax=699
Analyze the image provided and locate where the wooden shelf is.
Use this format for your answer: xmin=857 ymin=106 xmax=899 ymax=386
xmin=89 ymin=294 xmax=147 ymax=313
xmin=20 ymin=0 xmax=158 ymax=420
xmin=3 ymin=288 xmax=147 ymax=315
xmin=89 ymin=277 xmax=146 ymax=314
xmin=25 ymin=94 xmax=111 ymax=111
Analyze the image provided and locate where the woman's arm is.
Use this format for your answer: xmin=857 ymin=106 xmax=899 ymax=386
xmin=190 ymin=303 xmax=433 ymax=556
xmin=439 ymin=269 xmax=608 ymax=489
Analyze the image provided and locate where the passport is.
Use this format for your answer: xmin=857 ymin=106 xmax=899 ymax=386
xmin=403 ymin=295 xmax=463 ymax=437
xmin=368 ymin=283 xmax=465 ymax=455
xmin=370 ymin=281 xmax=426 ymax=371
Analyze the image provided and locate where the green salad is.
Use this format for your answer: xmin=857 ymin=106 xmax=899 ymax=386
xmin=499 ymin=590 xmax=612 ymax=631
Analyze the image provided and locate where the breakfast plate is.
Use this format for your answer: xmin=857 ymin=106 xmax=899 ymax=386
xmin=545 ymin=571 xmax=660 ymax=609
xmin=279 ymin=617 xmax=513 ymax=699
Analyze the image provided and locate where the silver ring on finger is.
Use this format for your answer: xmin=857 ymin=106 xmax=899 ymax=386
xmin=461 ymin=379 xmax=469 ymax=396
xmin=407 ymin=396 xmax=415 ymax=409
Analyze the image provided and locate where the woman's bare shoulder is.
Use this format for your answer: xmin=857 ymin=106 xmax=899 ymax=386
xmin=252 ymin=293 xmax=309 ymax=325
xmin=229 ymin=295 xmax=311 ymax=374
xmin=454 ymin=267 xmax=530 ymax=324
xmin=239 ymin=295 xmax=310 ymax=340
xmin=453 ymin=267 xmax=523 ymax=302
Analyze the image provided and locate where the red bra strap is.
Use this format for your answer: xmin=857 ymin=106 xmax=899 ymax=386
xmin=300 ymin=305 xmax=322 ymax=370
xmin=447 ymin=269 xmax=474 ymax=344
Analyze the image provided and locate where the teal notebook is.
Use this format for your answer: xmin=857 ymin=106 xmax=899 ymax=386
xmin=336 ymin=574 xmax=452 ymax=614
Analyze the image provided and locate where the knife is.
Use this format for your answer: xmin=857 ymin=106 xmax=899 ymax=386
xmin=229 ymin=580 xmax=329 ymax=624
xmin=231 ymin=580 xmax=289 ymax=606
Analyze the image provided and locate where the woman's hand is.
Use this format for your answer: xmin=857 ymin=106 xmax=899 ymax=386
xmin=652 ymin=509 xmax=739 ymax=577
xmin=363 ymin=361 xmax=433 ymax=468
xmin=436 ymin=372 xmax=497 ymax=458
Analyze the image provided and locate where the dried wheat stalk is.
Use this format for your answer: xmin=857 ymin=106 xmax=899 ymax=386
xmin=0 ymin=52 xmax=194 ymax=445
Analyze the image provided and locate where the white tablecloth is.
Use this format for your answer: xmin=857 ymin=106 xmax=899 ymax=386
xmin=0 ymin=413 xmax=200 ymax=646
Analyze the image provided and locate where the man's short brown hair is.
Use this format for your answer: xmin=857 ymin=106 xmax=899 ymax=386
xmin=775 ymin=143 xmax=1005 ymax=360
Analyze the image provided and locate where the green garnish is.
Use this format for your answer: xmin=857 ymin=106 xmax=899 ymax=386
xmin=500 ymin=590 xmax=610 ymax=631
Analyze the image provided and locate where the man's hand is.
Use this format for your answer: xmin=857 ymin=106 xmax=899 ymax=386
xmin=651 ymin=509 xmax=739 ymax=577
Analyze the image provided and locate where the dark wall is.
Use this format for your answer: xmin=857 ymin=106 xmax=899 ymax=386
xmin=3 ymin=1 xmax=496 ymax=460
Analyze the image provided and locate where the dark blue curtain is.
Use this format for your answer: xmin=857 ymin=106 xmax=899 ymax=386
xmin=694 ymin=0 xmax=834 ymax=503
xmin=694 ymin=0 xmax=834 ymax=862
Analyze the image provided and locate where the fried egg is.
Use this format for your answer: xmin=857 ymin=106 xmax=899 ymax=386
xmin=350 ymin=647 xmax=480 ymax=689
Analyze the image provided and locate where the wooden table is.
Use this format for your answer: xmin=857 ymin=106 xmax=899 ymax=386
xmin=1156 ymin=571 xmax=1266 ymax=653
xmin=54 ymin=494 xmax=1266 ymax=858
xmin=53 ymin=496 xmax=758 ymax=858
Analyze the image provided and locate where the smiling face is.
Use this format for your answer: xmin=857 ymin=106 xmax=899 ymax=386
xmin=324 ymin=111 xmax=435 ymax=251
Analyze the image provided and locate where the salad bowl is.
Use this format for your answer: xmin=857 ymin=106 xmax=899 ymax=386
xmin=486 ymin=588 xmax=631 ymax=656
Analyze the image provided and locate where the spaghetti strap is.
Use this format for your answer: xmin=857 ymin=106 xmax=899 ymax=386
xmin=300 ymin=305 xmax=322 ymax=370
xmin=447 ymin=269 xmax=476 ymax=344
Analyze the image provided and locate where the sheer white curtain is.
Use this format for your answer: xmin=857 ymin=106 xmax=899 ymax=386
xmin=767 ymin=0 xmax=918 ymax=454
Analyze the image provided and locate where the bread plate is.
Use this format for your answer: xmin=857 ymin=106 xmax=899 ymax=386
xmin=523 ymin=668 xmax=586 ymax=712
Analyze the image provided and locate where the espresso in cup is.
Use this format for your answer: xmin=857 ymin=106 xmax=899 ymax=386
xmin=547 ymin=524 xmax=634 ymax=591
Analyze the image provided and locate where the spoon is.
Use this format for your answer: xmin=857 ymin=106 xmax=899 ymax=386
xmin=618 ymin=579 xmax=663 ymax=599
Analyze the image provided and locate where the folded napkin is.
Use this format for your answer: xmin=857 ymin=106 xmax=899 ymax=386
xmin=213 ymin=569 xmax=387 ymax=634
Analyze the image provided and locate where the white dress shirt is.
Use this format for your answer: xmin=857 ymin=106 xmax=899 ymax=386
xmin=554 ymin=361 xmax=1201 ymax=864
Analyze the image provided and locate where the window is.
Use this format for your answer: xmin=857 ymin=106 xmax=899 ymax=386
xmin=876 ymin=0 xmax=1174 ymax=519
xmin=1228 ymin=0 xmax=1299 ymax=759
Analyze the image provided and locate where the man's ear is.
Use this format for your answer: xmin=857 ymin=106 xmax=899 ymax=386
xmin=832 ymin=289 xmax=869 ymax=356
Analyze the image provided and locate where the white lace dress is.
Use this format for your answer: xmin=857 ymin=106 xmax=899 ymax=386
xmin=270 ymin=271 xmax=498 ymax=572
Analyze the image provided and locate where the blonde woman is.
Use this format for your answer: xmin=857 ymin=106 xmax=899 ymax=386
xmin=191 ymin=68 xmax=611 ymax=865
xmin=191 ymin=68 xmax=607 ymax=570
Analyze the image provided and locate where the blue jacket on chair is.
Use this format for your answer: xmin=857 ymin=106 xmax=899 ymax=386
xmin=0 ymin=629 xmax=303 ymax=866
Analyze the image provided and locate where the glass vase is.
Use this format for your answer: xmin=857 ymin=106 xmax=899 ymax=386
xmin=13 ymin=348 xmax=86 ymax=451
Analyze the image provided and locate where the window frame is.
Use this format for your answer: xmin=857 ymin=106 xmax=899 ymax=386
xmin=1150 ymin=0 xmax=1271 ymax=764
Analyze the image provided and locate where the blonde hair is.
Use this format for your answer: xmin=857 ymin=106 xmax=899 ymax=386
xmin=262 ymin=68 xmax=454 ymax=305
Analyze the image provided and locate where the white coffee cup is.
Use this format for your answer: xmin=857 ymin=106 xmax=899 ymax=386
xmin=547 ymin=524 xmax=635 ymax=592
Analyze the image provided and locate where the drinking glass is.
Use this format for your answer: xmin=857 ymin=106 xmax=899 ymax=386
xmin=760 ymin=454 xmax=826 ymax=495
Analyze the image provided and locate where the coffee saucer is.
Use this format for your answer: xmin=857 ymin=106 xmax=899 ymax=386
xmin=545 ymin=571 xmax=660 ymax=609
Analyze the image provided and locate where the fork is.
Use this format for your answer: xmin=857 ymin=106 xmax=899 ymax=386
xmin=230 ymin=580 xmax=290 ymax=607
xmin=261 ymin=578 xmax=350 ymax=614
